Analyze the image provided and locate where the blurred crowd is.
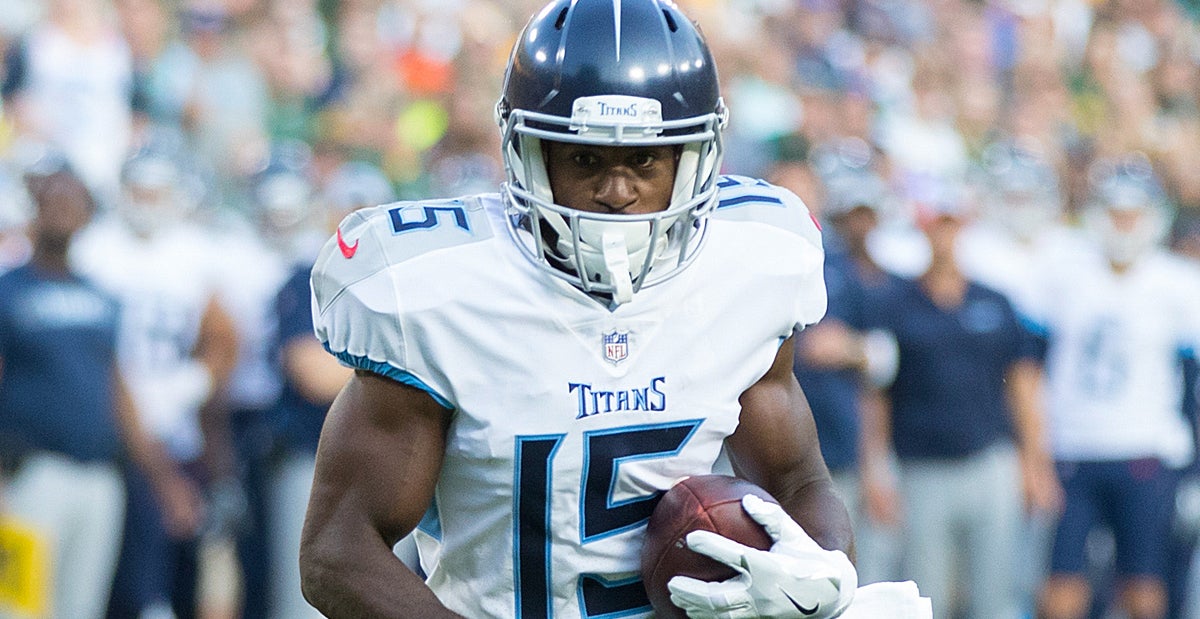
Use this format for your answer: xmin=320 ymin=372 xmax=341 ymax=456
xmin=1 ymin=0 xmax=1200 ymax=618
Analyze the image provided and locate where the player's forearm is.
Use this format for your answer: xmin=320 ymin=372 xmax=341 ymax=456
xmin=1006 ymin=359 xmax=1051 ymax=460
xmin=777 ymin=475 xmax=856 ymax=562
xmin=299 ymin=533 xmax=462 ymax=618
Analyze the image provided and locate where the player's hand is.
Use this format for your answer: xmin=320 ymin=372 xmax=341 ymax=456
xmin=154 ymin=470 xmax=206 ymax=539
xmin=667 ymin=495 xmax=856 ymax=619
xmin=1019 ymin=451 xmax=1063 ymax=516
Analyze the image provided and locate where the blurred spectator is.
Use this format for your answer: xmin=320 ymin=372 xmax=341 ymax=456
xmin=1029 ymin=154 xmax=1200 ymax=619
xmin=860 ymin=180 xmax=1061 ymax=619
xmin=70 ymin=145 xmax=239 ymax=619
xmin=1 ymin=0 xmax=134 ymax=203
xmin=0 ymin=159 xmax=200 ymax=618
xmin=126 ymin=1 xmax=270 ymax=215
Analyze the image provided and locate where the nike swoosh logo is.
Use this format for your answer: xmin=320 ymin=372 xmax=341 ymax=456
xmin=337 ymin=228 xmax=359 ymax=259
xmin=782 ymin=590 xmax=819 ymax=616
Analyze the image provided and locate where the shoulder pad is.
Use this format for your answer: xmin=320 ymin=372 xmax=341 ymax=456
xmin=711 ymin=175 xmax=822 ymax=249
xmin=311 ymin=197 xmax=496 ymax=313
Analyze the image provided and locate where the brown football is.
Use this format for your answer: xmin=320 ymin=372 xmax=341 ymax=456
xmin=640 ymin=475 xmax=777 ymax=619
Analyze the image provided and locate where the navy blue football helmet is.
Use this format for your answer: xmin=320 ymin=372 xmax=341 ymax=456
xmin=496 ymin=0 xmax=728 ymax=304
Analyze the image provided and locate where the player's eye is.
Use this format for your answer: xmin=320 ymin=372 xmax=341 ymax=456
xmin=630 ymin=152 xmax=657 ymax=168
xmin=571 ymin=152 xmax=600 ymax=168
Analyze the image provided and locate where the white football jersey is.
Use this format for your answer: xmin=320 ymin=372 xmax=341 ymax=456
xmin=311 ymin=177 xmax=826 ymax=619
xmin=72 ymin=218 xmax=225 ymax=460
xmin=210 ymin=219 xmax=291 ymax=412
xmin=1025 ymin=235 xmax=1200 ymax=467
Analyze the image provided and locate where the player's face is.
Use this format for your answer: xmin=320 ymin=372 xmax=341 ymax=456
xmin=1108 ymin=207 xmax=1144 ymax=233
xmin=31 ymin=175 xmax=92 ymax=249
xmin=544 ymin=142 xmax=678 ymax=215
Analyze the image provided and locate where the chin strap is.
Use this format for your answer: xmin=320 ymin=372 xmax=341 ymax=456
xmin=601 ymin=231 xmax=635 ymax=305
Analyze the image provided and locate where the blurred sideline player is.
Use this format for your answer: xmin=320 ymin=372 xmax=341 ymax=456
xmin=1028 ymin=154 xmax=1200 ymax=619
xmin=267 ymin=160 xmax=397 ymax=618
xmin=71 ymin=145 xmax=239 ymax=619
xmin=783 ymin=138 xmax=904 ymax=587
xmin=296 ymin=1 xmax=870 ymax=618
xmin=208 ymin=141 xmax=323 ymax=619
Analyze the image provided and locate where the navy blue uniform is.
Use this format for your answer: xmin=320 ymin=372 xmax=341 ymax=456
xmin=0 ymin=263 xmax=122 ymax=463
xmin=870 ymin=277 xmax=1033 ymax=460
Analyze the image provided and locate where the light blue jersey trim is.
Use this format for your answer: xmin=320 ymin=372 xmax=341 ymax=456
xmin=323 ymin=344 xmax=454 ymax=410
xmin=416 ymin=501 xmax=442 ymax=541
xmin=1019 ymin=314 xmax=1049 ymax=338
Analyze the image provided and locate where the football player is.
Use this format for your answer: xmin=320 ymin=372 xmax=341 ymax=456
xmin=299 ymin=2 xmax=859 ymax=618
xmin=70 ymin=145 xmax=240 ymax=618
xmin=1030 ymin=154 xmax=1200 ymax=619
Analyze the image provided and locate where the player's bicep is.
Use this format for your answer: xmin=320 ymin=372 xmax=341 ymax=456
xmin=725 ymin=337 xmax=828 ymax=497
xmin=306 ymin=370 xmax=451 ymax=546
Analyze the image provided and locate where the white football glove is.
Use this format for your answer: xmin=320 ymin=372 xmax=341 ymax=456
xmin=667 ymin=494 xmax=857 ymax=619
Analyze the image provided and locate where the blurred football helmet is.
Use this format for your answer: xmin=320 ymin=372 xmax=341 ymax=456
xmin=1082 ymin=153 xmax=1172 ymax=266
xmin=811 ymin=137 xmax=887 ymax=219
xmin=496 ymin=0 xmax=728 ymax=305
xmin=977 ymin=140 xmax=1062 ymax=241
xmin=119 ymin=148 xmax=194 ymax=237
xmin=323 ymin=161 xmax=395 ymax=217
xmin=252 ymin=141 xmax=316 ymax=243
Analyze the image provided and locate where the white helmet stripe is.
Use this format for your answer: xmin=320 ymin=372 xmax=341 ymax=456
xmin=613 ymin=0 xmax=622 ymax=62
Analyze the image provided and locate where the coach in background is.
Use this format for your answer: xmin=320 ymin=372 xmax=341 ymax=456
xmin=860 ymin=176 xmax=1062 ymax=619
xmin=0 ymin=158 xmax=201 ymax=618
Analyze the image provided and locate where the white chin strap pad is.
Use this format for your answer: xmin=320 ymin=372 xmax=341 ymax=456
xmin=571 ymin=219 xmax=650 ymax=301
xmin=600 ymin=230 xmax=635 ymax=304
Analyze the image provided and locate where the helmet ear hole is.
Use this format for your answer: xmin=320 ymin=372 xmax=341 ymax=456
xmin=554 ymin=6 xmax=568 ymax=29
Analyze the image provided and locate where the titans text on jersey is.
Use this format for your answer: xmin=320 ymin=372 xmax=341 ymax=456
xmin=570 ymin=377 xmax=667 ymax=419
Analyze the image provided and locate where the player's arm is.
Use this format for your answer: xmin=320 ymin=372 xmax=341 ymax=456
xmin=299 ymin=369 xmax=462 ymax=618
xmin=667 ymin=337 xmax=856 ymax=619
xmin=112 ymin=368 xmax=204 ymax=537
xmin=729 ymin=335 xmax=854 ymax=559
xmin=726 ymin=336 xmax=854 ymax=558
xmin=282 ymin=336 xmax=353 ymax=405
xmin=1005 ymin=358 xmax=1063 ymax=515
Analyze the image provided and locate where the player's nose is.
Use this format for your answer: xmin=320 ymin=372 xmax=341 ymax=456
xmin=593 ymin=171 xmax=638 ymax=213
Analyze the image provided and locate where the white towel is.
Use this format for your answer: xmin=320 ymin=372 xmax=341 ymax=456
xmin=840 ymin=581 xmax=933 ymax=619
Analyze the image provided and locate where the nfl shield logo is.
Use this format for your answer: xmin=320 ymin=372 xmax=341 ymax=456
xmin=602 ymin=331 xmax=630 ymax=364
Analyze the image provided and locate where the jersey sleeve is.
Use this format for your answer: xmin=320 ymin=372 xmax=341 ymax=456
xmin=782 ymin=188 xmax=828 ymax=329
xmin=309 ymin=205 xmax=448 ymax=405
xmin=713 ymin=175 xmax=827 ymax=330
